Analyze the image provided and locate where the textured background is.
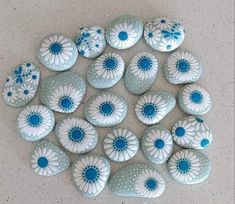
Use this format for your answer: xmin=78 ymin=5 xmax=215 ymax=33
xmin=0 ymin=0 xmax=234 ymax=204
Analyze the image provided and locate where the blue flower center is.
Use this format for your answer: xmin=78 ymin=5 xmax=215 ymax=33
xmin=27 ymin=113 xmax=42 ymax=127
xmin=97 ymin=29 xmax=102 ymax=34
xmin=145 ymin=178 xmax=158 ymax=191
xmin=103 ymin=57 xmax=117 ymax=70
xmin=166 ymin=44 xmax=172 ymax=50
xmin=143 ymin=103 xmax=157 ymax=118
xmin=7 ymin=92 xmax=12 ymax=96
xmin=24 ymin=89 xmax=29 ymax=95
xmin=175 ymin=127 xmax=185 ymax=137
xmin=138 ymin=57 xmax=152 ymax=71
xmin=190 ymin=91 xmax=203 ymax=104
xmin=118 ymin=31 xmax=128 ymax=41
xmin=177 ymin=159 xmax=191 ymax=173
xmin=201 ymin=139 xmax=209 ymax=147
xmin=59 ymin=96 xmax=73 ymax=110
xmin=50 ymin=42 xmax=63 ymax=54
xmin=154 ymin=139 xmax=165 ymax=149
xmin=80 ymin=50 xmax=85 ymax=55
xmin=68 ymin=127 xmax=85 ymax=142
xmin=37 ymin=157 xmax=48 ymax=168
xmin=195 ymin=117 xmax=204 ymax=123
xmin=113 ymin=136 xmax=128 ymax=151
xmin=99 ymin=102 xmax=114 ymax=116
xmin=161 ymin=19 xmax=166 ymax=23
xmin=26 ymin=63 xmax=31 ymax=67
xmin=176 ymin=59 xmax=190 ymax=72
xmin=148 ymin=32 xmax=153 ymax=38
xmin=32 ymin=75 xmax=37 ymax=80
xmin=83 ymin=166 xmax=100 ymax=183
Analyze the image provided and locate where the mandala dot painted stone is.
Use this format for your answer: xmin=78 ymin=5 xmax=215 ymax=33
xmin=55 ymin=117 xmax=98 ymax=154
xmin=103 ymin=128 xmax=139 ymax=162
xmin=72 ymin=155 xmax=110 ymax=197
xmin=125 ymin=52 xmax=158 ymax=95
xmin=75 ymin=26 xmax=106 ymax=58
xmin=177 ymin=84 xmax=211 ymax=115
xmin=172 ymin=116 xmax=213 ymax=149
xmin=168 ymin=149 xmax=210 ymax=184
xmin=142 ymin=125 xmax=173 ymax=164
xmin=40 ymin=71 xmax=86 ymax=113
xmin=144 ymin=17 xmax=185 ymax=52
xmin=135 ymin=91 xmax=176 ymax=125
xmin=106 ymin=15 xmax=143 ymax=49
xmin=163 ymin=50 xmax=202 ymax=84
xmin=38 ymin=34 xmax=78 ymax=71
xmin=31 ymin=141 xmax=70 ymax=176
xmin=87 ymin=53 xmax=124 ymax=89
xmin=2 ymin=63 xmax=40 ymax=107
xmin=84 ymin=91 xmax=128 ymax=127
xmin=110 ymin=163 xmax=165 ymax=198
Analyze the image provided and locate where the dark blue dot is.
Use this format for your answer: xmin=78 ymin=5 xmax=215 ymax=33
xmin=177 ymin=60 xmax=190 ymax=72
xmin=201 ymin=139 xmax=209 ymax=147
xmin=166 ymin=45 xmax=172 ymax=50
xmin=7 ymin=92 xmax=12 ymax=96
xmin=32 ymin=75 xmax=37 ymax=80
xmin=28 ymin=114 xmax=41 ymax=126
xmin=24 ymin=90 xmax=29 ymax=95
xmin=143 ymin=104 xmax=156 ymax=117
xmin=138 ymin=57 xmax=152 ymax=70
xmin=178 ymin=160 xmax=190 ymax=172
xmin=104 ymin=58 xmax=117 ymax=70
xmin=154 ymin=139 xmax=165 ymax=149
xmin=85 ymin=167 xmax=98 ymax=182
xmin=175 ymin=127 xmax=185 ymax=137
xmin=6 ymin=78 xmax=9 ymax=82
xmin=26 ymin=63 xmax=31 ymax=67
xmin=37 ymin=157 xmax=48 ymax=168
xmin=148 ymin=32 xmax=153 ymax=37
xmin=95 ymin=44 xmax=99 ymax=47
xmin=118 ymin=31 xmax=128 ymax=41
xmin=191 ymin=91 xmax=203 ymax=103
xmin=50 ymin=43 xmax=62 ymax=54
xmin=60 ymin=98 xmax=72 ymax=109
xmin=161 ymin=19 xmax=166 ymax=23
xmin=146 ymin=179 xmax=157 ymax=191
xmin=196 ymin=117 xmax=204 ymax=123
xmin=97 ymin=29 xmax=102 ymax=34
xmin=80 ymin=50 xmax=85 ymax=55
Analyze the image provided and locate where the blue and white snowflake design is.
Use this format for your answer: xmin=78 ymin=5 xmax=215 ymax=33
xmin=89 ymin=26 xmax=105 ymax=40
xmin=158 ymin=39 xmax=178 ymax=52
xmin=2 ymin=86 xmax=18 ymax=104
xmin=144 ymin=23 xmax=161 ymax=45
xmin=153 ymin=17 xmax=173 ymax=29
xmin=26 ymin=70 xmax=40 ymax=85
xmin=192 ymin=131 xmax=213 ymax=149
xmin=91 ymin=39 xmax=105 ymax=53
xmin=17 ymin=84 xmax=34 ymax=100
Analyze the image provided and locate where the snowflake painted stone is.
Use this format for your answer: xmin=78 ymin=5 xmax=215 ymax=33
xmin=144 ymin=17 xmax=185 ymax=52
xmin=106 ymin=15 xmax=143 ymax=49
xmin=168 ymin=149 xmax=210 ymax=184
xmin=125 ymin=52 xmax=158 ymax=95
xmin=31 ymin=141 xmax=70 ymax=176
xmin=2 ymin=63 xmax=40 ymax=107
xmin=55 ymin=117 xmax=98 ymax=154
xmin=87 ymin=53 xmax=124 ymax=89
xmin=40 ymin=71 xmax=86 ymax=113
xmin=72 ymin=155 xmax=110 ymax=197
xmin=38 ymin=34 xmax=78 ymax=71
xmin=75 ymin=26 xmax=106 ymax=58
xmin=110 ymin=163 xmax=165 ymax=198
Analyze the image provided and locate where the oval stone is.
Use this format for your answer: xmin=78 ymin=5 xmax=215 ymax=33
xmin=2 ymin=63 xmax=40 ymax=107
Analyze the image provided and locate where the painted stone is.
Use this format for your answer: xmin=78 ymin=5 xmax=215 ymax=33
xmin=38 ymin=33 xmax=78 ymax=71
xmin=110 ymin=163 xmax=165 ymax=198
xmin=87 ymin=53 xmax=124 ymax=89
xmin=177 ymin=84 xmax=211 ymax=115
xmin=2 ymin=63 xmax=40 ymax=107
xmin=40 ymin=71 xmax=86 ymax=113
xmin=84 ymin=91 xmax=128 ymax=127
xmin=55 ymin=117 xmax=98 ymax=154
xmin=168 ymin=149 xmax=211 ymax=184
xmin=103 ymin=128 xmax=139 ymax=162
xmin=17 ymin=105 xmax=55 ymax=142
xmin=75 ymin=26 xmax=106 ymax=58
xmin=135 ymin=91 xmax=176 ymax=125
xmin=72 ymin=155 xmax=110 ymax=197
xmin=125 ymin=52 xmax=158 ymax=95
xmin=141 ymin=125 xmax=173 ymax=164
xmin=106 ymin=15 xmax=143 ymax=49
xmin=31 ymin=141 xmax=70 ymax=176
xmin=144 ymin=17 xmax=185 ymax=52
xmin=163 ymin=50 xmax=202 ymax=84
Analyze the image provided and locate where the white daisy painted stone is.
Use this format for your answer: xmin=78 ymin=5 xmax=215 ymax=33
xmin=178 ymin=84 xmax=211 ymax=115
xmin=164 ymin=50 xmax=202 ymax=84
xmin=38 ymin=34 xmax=78 ymax=71
xmin=17 ymin=105 xmax=55 ymax=141
xmin=2 ymin=63 xmax=40 ymax=107
xmin=168 ymin=149 xmax=210 ymax=184
xmin=135 ymin=91 xmax=176 ymax=125
xmin=172 ymin=116 xmax=213 ymax=149
xmin=142 ymin=125 xmax=173 ymax=164
xmin=103 ymin=128 xmax=139 ymax=162
xmin=110 ymin=163 xmax=165 ymax=198
xmin=87 ymin=53 xmax=124 ymax=89
xmin=40 ymin=71 xmax=86 ymax=113
xmin=106 ymin=15 xmax=143 ymax=49
xmin=31 ymin=141 xmax=70 ymax=176
xmin=75 ymin=26 xmax=106 ymax=58
xmin=84 ymin=91 xmax=128 ymax=127
xmin=55 ymin=117 xmax=98 ymax=154
xmin=125 ymin=52 xmax=158 ymax=95
xmin=72 ymin=155 xmax=110 ymax=197
xmin=144 ymin=17 xmax=185 ymax=52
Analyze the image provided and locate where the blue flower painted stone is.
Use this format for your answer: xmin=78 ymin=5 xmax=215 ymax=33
xmin=168 ymin=149 xmax=210 ymax=184
xmin=72 ymin=155 xmax=111 ymax=197
xmin=144 ymin=17 xmax=185 ymax=52
xmin=106 ymin=15 xmax=143 ymax=49
xmin=164 ymin=50 xmax=202 ymax=84
xmin=135 ymin=91 xmax=176 ymax=125
xmin=177 ymin=84 xmax=211 ymax=115
xmin=103 ymin=128 xmax=139 ymax=162
xmin=55 ymin=117 xmax=98 ymax=154
xmin=172 ymin=116 xmax=213 ymax=149
xmin=110 ymin=163 xmax=165 ymax=198
xmin=38 ymin=34 xmax=78 ymax=71
xmin=75 ymin=26 xmax=106 ymax=58
xmin=17 ymin=105 xmax=55 ymax=141
xmin=84 ymin=91 xmax=128 ymax=127
xmin=40 ymin=71 xmax=86 ymax=113
xmin=142 ymin=125 xmax=173 ymax=164
xmin=2 ymin=63 xmax=40 ymax=107
xmin=31 ymin=141 xmax=70 ymax=176
xmin=87 ymin=53 xmax=124 ymax=89
xmin=125 ymin=52 xmax=158 ymax=95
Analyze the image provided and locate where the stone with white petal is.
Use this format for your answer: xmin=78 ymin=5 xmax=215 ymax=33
xmin=110 ymin=163 xmax=165 ymax=198
xmin=40 ymin=71 xmax=86 ymax=113
xmin=2 ymin=63 xmax=40 ymax=107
